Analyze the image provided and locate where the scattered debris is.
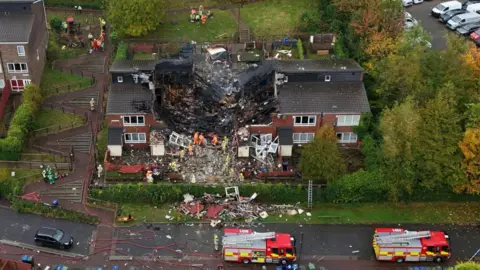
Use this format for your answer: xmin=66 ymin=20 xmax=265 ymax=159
xmin=166 ymin=235 xmax=172 ymax=240
xmin=352 ymin=250 xmax=359 ymax=254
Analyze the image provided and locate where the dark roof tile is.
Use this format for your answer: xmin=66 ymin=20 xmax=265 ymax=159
xmin=278 ymin=82 xmax=370 ymax=114
xmin=106 ymin=84 xmax=153 ymax=114
xmin=277 ymin=127 xmax=293 ymax=145
xmin=109 ymin=60 xmax=160 ymax=73
xmin=107 ymin=127 xmax=123 ymax=145
xmin=274 ymin=59 xmax=363 ymax=73
xmin=0 ymin=14 xmax=34 ymax=42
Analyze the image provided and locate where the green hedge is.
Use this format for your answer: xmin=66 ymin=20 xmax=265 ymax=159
xmin=115 ymin=42 xmax=128 ymax=60
xmin=44 ymin=0 xmax=104 ymax=9
xmin=297 ymin=39 xmax=304 ymax=59
xmin=0 ymin=177 xmax=26 ymax=201
xmin=0 ymin=84 xmax=42 ymax=160
xmin=11 ymin=199 xmax=99 ymax=225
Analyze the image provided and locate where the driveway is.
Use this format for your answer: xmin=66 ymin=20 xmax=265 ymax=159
xmin=405 ymin=0 xmax=470 ymax=49
xmin=0 ymin=207 xmax=95 ymax=255
xmin=114 ymin=223 xmax=480 ymax=264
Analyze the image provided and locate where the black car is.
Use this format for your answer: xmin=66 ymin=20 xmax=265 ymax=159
xmin=475 ymin=38 xmax=480 ymax=47
xmin=440 ymin=9 xmax=467 ymax=23
xmin=456 ymin=22 xmax=480 ymax=36
xmin=34 ymin=227 xmax=73 ymax=249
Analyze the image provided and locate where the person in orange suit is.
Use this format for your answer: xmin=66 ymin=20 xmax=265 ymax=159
xmin=198 ymin=133 xmax=205 ymax=145
xmin=193 ymin=132 xmax=199 ymax=145
xmin=212 ymin=135 xmax=218 ymax=145
xmin=201 ymin=15 xmax=207 ymax=24
xmin=188 ymin=144 xmax=193 ymax=156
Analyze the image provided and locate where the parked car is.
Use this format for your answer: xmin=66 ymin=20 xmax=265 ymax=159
xmin=414 ymin=0 xmax=424 ymax=3
xmin=462 ymin=0 xmax=480 ymax=9
xmin=440 ymin=9 xmax=468 ymax=23
xmin=465 ymin=3 xmax=480 ymax=13
xmin=447 ymin=12 xmax=480 ymax=30
xmin=403 ymin=0 xmax=413 ymax=7
xmin=432 ymin=1 xmax=462 ymax=18
xmin=470 ymin=28 xmax=480 ymax=40
xmin=405 ymin=12 xmax=419 ymax=29
xmin=456 ymin=22 xmax=480 ymax=35
xmin=34 ymin=227 xmax=73 ymax=249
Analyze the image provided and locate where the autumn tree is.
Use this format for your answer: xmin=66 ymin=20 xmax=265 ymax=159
xmin=108 ymin=0 xmax=165 ymax=37
xmin=414 ymin=84 xmax=464 ymax=190
xmin=299 ymin=125 xmax=346 ymax=182
xmin=455 ymin=262 xmax=480 ymax=270
xmin=379 ymin=97 xmax=421 ymax=199
xmin=462 ymin=45 xmax=480 ymax=77
xmin=457 ymin=103 xmax=480 ymax=194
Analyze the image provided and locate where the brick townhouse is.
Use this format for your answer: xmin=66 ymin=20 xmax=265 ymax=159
xmin=0 ymin=0 xmax=48 ymax=92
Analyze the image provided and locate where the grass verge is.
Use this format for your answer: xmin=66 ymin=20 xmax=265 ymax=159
xmin=133 ymin=51 xmax=155 ymax=60
xmin=241 ymin=0 xmax=314 ymax=37
xmin=145 ymin=9 xmax=236 ymax=42
xmin=40 ymin=67 xmax=92 ymax=97
xmin=32 ymin=108 xmax=85 ymax=130
xmin=115 ymin=202 xmax=480 ymax=225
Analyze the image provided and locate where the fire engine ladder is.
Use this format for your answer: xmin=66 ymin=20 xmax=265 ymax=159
xmin=376 ymin=231 xmax=431 ymax=244
xmin=222 ymin=232 xmax=276 ymax=246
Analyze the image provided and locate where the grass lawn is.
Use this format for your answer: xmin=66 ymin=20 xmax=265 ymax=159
xmin=96 ymin=126 xmax=107 ymax=162
xmin=165 ymin=0 xmax=218 ymax=9
xmin=20 ymin=152 xmax=62 ymax=162
xmin=144 ymin=9 xmax=236 ymax=42
xmin=40 ymin=67 xmax=93 ymax=97
xmin=0 ymin=168 xmax=42 ymax=180
xmin=115 ymin=202 xmax=480 ymax=225
xmin=133 ymin=51 xmax=155 ymax=60
xmin=32 ymin=108 xmax=85 ymax=131
xmin=241 ymin=0 xmax=315 ymax=37
xmin=272 ymin=46 xmax=301 ymax=59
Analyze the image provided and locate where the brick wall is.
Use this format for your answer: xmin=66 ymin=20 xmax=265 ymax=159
xmin=28 ymin=0 xmax=48 ymax=85
xmin=0 ymin=44 xmax=30 ymax=82
xmin=106 ymin=113 xmax=159 ymax=148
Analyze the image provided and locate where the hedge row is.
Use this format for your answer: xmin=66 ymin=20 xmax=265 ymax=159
xmin=11 ymin=199 xmax=99 ymax=225
xmin=90 ymin=177 xmax=480 ymax=205
xmin=45 ymin=0 xmax=103 ymax=9
xmin=115 ymin=42 xmax=128 ymax=60
xmin=0 ymin=85 xmax=42 ymax=160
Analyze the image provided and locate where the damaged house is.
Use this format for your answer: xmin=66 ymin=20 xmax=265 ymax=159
xmin=106 ymin=55 xmax=369 ymax=162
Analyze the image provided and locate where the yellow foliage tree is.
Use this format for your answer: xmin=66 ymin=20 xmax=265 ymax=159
xmin=457 ymin=127 xmax=480 ymax=194
xmin=462 ymin=46 xmax=480 ymax=76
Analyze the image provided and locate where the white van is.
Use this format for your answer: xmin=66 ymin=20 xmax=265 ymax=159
xmin=447 ymin=12 xmax=480 ymax=29
xmin=431 ymin=1 xmax=462 ymax=18
xmin=466 ymin=3 xmax=480 ymax=14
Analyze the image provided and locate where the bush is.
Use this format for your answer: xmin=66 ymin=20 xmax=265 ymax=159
xmin=50 ymin=17 xmax=62 ymax=32
xmin=115 ymin=42 xmax=128 ymax=60
xmin=297 ymin=39 xmax=304 ymax=59
xmin=44 ymin=0 xmax=104 ymax=9
xmin=325 ymin=170 xmax=389 ymax=203
xmin=11 ymin=199 xmax=99 ymax=224
xmin=46 ymin=32 xmax=61 ymax=63
xmin=0 ymin=175 xmax=24 ymax=200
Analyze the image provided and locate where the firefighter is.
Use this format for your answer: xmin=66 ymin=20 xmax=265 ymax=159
xmin=90 ymin=98 xmax=95 ymax=111
xmin=179 ymin=148 xmax=185 ymax=161
xmin=169 ymin=161 xmax=177 ymax=172
xmin=201 ymin=15 xmax=207 ymax=24
xmin=188 ymin=144 xmax=193 ymax=156
xmin=212 ymin=134 xmax=218 ymax=146
xmin=193 ymin=132 xmax=199 ymax=145
xmin=198 ymin=133 xmax=205 ymax=146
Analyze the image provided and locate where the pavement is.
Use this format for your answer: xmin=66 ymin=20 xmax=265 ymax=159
xmin=0 ymin=207 xmax=95 ymax=255
xmin=406 ymin=0 xmax=471 ymax=50
xmin=113 ymin=223 xmax=480 ymax=264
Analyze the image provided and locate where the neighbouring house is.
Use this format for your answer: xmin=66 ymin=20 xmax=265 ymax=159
xmin=309 ymin=33 xmax=336 ymax=55
xmin=0 ymin=0 xmax=48 ymax=92
xmin=249 ymin=59 xmax=370 ymax=157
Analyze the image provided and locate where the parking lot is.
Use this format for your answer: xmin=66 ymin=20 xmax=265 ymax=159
xmin=406 ymin=0 xmax=471 ymax=49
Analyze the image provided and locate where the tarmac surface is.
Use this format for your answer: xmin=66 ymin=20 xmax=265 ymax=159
xmin=113 ymin=222 xmax=480 ymax=263
xmin=0 ymin=207 xmax=95 ymax=255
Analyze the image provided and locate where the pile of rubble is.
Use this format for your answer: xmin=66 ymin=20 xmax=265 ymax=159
xmin=176 ymin=187 xmax=311 ymax=226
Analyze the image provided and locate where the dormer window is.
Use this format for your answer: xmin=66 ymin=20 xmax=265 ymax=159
xmin=117 ymin=76 xmax=123 ymax=83
xmin=325 ymin=75 xmax=331 ymax=82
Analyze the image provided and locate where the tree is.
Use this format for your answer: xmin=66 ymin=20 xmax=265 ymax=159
xmin=22 ymin=84 xmax=42 ymax=111
xmin=379 ymin=97 xmax=421 ymax=199
xmin=299 ymin=125 xmax=346 ymax=182
xmin=465 ymin=103 xmax=480 ymax=128
xmin=462 ymin=45 xmax=480 ymax=76
xmin=415 ymin=84 xmax=464 ymax=190
xmin=456 ymin=262 xmax=480 ymax=270
xmin=457 ymin=127 xmax=480 ymax=194
xmin=108 ymin=0 xmax=165 ymax=37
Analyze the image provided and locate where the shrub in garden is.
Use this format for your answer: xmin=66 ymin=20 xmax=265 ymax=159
xmin=297 ymin=39 xmax=304 ymax=59
xmin=50 ymin=17 xmax=62 ymax=32
xmin=115 ymin=42 xmax=128 ymax=60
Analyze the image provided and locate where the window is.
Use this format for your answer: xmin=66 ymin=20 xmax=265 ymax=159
xmin=441 ymin=246 xmax=449 ymax=252
xmin=7 ymin=62 xmax=28 ymax=73
xmin=122 ymin=115 xmax=145 ymax=126
xmin=124 ymin=133 xmax=146 ymax=143
xmin=294 ymin=115 xmax=316 ymax=126
xmin=0 ymin=80 xmax=4 ymax=88
xmin=336 ymin=115 xmax=360 ymax=126
xmin=10 ymin=79 xmax=25 ymax=91
xmin=17 ymin=46 xmax=25 ymax=56
xmin=293 ymin=133 xmax=314 ymax=143
xmin=271 ymin=248 xmax=279 ymax=255
xmin=325 ymin=75 xmax=331 ymax=82
xmin=23 ymin=79 xmax=31 ymax=86
xmin=117 ymin=76 xmax=123 ymax=83
xmin=336 ymin=132 xmax=358 ymax=143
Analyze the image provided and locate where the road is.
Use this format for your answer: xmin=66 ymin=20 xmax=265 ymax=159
xmin=113 ymin=223 xmax=480 ymax=267
xmin=0 ymin=207 xmax=95 ymax=255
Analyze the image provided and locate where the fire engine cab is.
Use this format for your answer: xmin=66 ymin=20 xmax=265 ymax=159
xmin=222 ymin=228 xmax=296 ymax=264
xmin=373 ymin=228 xmax=451 ymax=263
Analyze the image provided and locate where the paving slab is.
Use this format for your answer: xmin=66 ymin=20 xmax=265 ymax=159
xmin=0 ymin=207 xmax=95 ymax=255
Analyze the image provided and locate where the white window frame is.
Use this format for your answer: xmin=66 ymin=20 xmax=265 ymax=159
xmin=10 ymin=79 xmax=28 ymax=91
xmin=0 ymin=79 xmax=4 ymax=88
xmin=117 ymin=76 xmax=123 ymax=83
xmin=336 ymin=115 xmax=360 ymax=126
xmin=294 ymin=115 xmax=316 ymax=126
xmin=336 ymin=132 xmax=358 ymax=143
xmin=23 ymin=79 xmax=31 ymax=86
xmin=7 ymin=62 xmax=28 ymax=73
xmin=293 ymin=133 xmax=315 ymax=144
xmin=325 ymin=75 xmax=331 ymax=82
xmin=17 ymin=46 xmax=25 ymax=56
xmin=124 ymin=133 xmax=146 ymax=143
xmin=122 ymin=115 xmax=145 ymax=126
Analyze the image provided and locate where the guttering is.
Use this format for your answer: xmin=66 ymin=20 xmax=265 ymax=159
xmin=0 ymin=42 xmax=28 ymax=45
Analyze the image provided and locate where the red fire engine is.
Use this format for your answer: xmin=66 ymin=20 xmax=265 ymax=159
xmin=221 ymin=228 xmax=296 ymax=264
xmin=373 ymin=228 xmax=451 ymax=263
